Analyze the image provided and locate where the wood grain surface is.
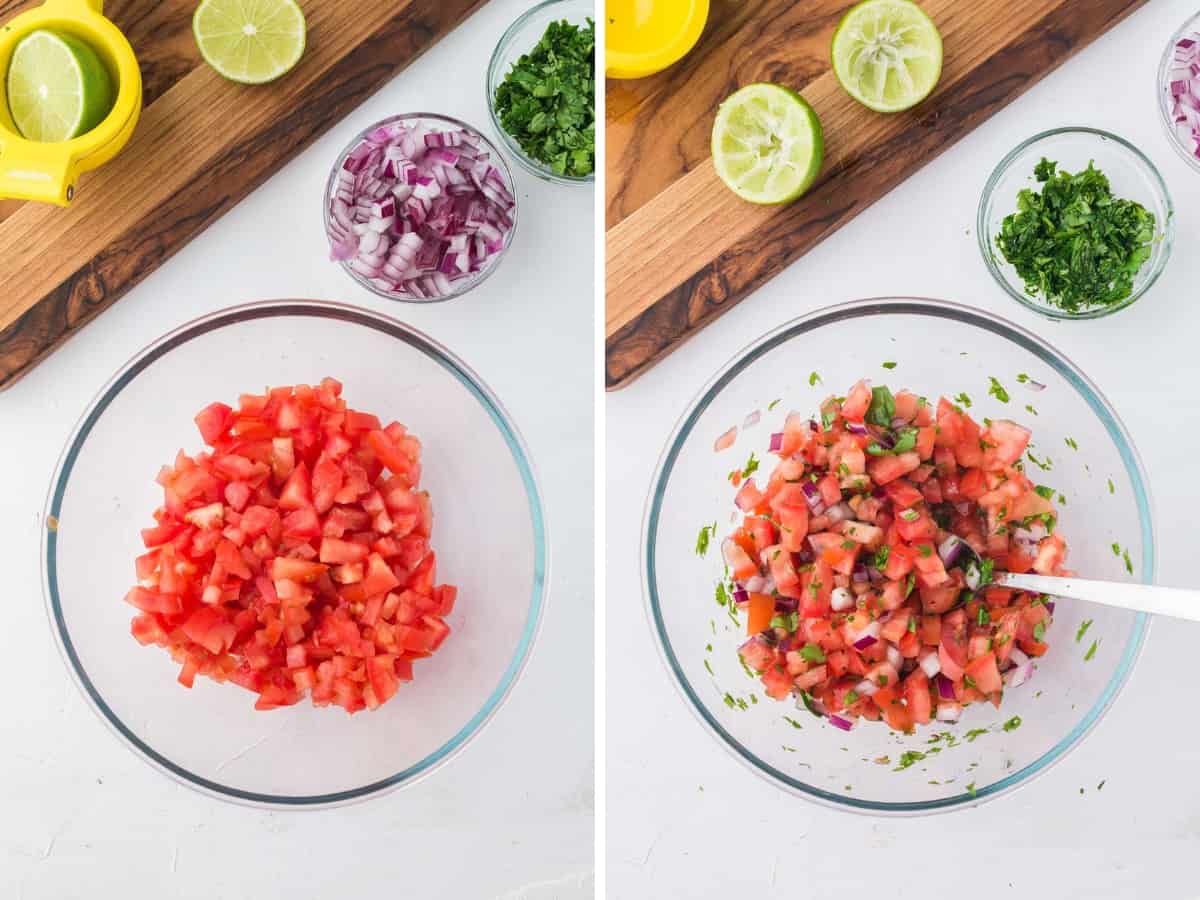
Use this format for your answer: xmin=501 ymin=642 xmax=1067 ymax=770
xmin=0 ymin=0 xmax=487 ymax=390
xmin=604 ymin=0 xmax=1147 ymax=389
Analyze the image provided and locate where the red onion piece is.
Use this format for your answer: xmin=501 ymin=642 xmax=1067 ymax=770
xmin=732 ymin=588 xmax=749 ymax=606
xmin=852 ymin=563 xmax=870 ymax=583
xmin=768 ymin=432 xmax=784 ymax=453
xmin=935 ymin=702 xmax=962 ymax=723
xmin=774 ymin=596 xmax=799 ymax=614
xmin=844 ymin=421 xmax=868 ymax=436
xmin=938 ymin=535 xmax=966 ymax=567
xmin=830 ymin=587 xmax=854 ymax=612
xmin=936 ymin=673 xmax=956 ymax=700
xmin=827 ymin=714 xmax=853 ymax=732
xmin=919 ymin=650 xmax=941 ymax=678
xmin=853 ymin=634 xmax=878 ymax=651
xmin=327 ymin=120 xmax=515 ymax=299
xmin=854 ymin=679 xmax=878 ymax=697
xmin=800 ymin=480 xmax=826 ymax=514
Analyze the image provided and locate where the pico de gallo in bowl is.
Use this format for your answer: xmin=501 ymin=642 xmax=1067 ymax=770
xmin=725 ymin=380 xmax=1067 ymax=734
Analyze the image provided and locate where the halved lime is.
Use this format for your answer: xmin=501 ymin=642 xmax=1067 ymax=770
xmin=193 ymin=0 xmax=306 ymax=85
xmin=711 ymin=83 xmax=824 ymax=205
xmin=832 ymin=0 xmax=942 ymax=113
xmin=6 ymin=29 xmax=114 ymax=142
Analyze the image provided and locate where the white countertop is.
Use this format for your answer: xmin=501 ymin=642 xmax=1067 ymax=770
xmin=0 ymin=0 xmax=594 ymax=896
xmin=606 ymin=1 xmax=1200 ymax=897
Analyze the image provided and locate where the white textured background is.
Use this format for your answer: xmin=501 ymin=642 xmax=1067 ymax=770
xmin=0 ymin=0 xmax=594 ymax=895
xmin=607 ymin=1 xmax=1200 ymax=896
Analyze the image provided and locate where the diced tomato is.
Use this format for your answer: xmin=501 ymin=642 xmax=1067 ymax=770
xmin=884 ymin=481 xmax=923 ymax=509
xmin=841 ymin=380 xmax=872 ymax=422
xmin=903 ymin=670 xmax=932 ymax=725
xmin=194 ymin=402 xmax=234 ymax=444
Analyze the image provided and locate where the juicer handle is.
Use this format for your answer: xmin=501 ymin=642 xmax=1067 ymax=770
xmin=0 ymin=144 xmax=76 ymax=206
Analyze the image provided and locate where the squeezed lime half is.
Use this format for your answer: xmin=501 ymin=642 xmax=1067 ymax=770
xmin=6 ymin=29 xmax=114 ymax=142
xmin=193 ymin=0 xmax=307 ymax=85
xmin=711 ymin=83 xmax=824 ymax=205
xmin=832 ymin=0 xmax=942 ymax=113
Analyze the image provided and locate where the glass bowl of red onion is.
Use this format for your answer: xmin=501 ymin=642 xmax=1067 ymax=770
xmin=1159 ymin=10 xmax=1200 ymax=172
xmin=644 ymin=298 xmax=1153 ymax=814
xmin=324 ymin=113 xmax=518 ymax=303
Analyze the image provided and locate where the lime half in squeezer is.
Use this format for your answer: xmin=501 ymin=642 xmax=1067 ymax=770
xmin=6 ymin=29 xmax=115 ymax=142
xmin=711 ymin=83 xmax=824 ymax=205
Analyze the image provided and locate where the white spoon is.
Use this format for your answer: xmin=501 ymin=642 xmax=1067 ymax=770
xmin=992 ymin=571 xmax=1198 ymax=622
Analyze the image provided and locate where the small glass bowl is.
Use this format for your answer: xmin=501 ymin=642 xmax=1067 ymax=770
xmin=1157 ymin=10 xmax=1200 ymax=173
xmin=43 ymin=300 xmax=548 ymax=808
xmin=644 ymin=298 xmax=1153 ymax=814
xmin=977 ymin=127 xmax=1174 ymax=320
xmin=323 ymin=113 xmax=518 ymax=304
xmin=486 ymin=0 xmax=595 ymax=185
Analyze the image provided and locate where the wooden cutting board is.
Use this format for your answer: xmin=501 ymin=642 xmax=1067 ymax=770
xmin=605 ymin=0 xmax=1146 ymax=389
xmin=0 ymin=0 xmax=487 ymax=390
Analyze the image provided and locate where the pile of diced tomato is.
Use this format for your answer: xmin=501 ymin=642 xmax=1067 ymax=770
xmin=726 ymin=380 xmax=1067 ymax=733
xmin=126 ymin=377 xmax=456 ymax=713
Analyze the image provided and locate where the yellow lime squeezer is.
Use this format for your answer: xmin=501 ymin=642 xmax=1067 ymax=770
xmin=0 ymin=0 xmax=141 ymax=205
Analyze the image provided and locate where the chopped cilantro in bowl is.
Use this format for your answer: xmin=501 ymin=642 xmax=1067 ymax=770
xmin=978 ymin=127 xmax=1173 ymax=320
xmin=487 ymin=1 xmax=595 ymax=183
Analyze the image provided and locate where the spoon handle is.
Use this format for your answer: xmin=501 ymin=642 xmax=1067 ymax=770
xmin=994 ymin=572 xmax=1200 ymax=623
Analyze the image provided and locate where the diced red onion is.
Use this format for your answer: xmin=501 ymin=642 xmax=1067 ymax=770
xmin=800 ymin=481 xmax=826 ymax=514
xmin=866 ymin=565 xmax=883 ymax=584
xmin=935 ymin=702 xmax=962 ymax=723
xmin=963 ymin=561 xmax=983 ymax=591
xmin=845 ymin=421 xmax=868 ymax=436
xmin=769 ymin=432 xmax=784 ymax=453
xmin=870 ymin=427 xmax=895 ymax=450
xmin=936 ymin=673 xmax=956 ymax=700
xmin=327 ymin=119 xmax=515 ymax=299
xmin=743 ymin=575 xmax=765 ymax=594
xmin=919 ymin=650 xmax=941 ymax=678
xmin=732 ymin=588 xmax=749 ymax=606
xmin=891 ymin=416 xmax=909 ymax=430
xmin=808 ymin=419 xmax=820 ymax=433
xmin=778 ymin=636 xmax=795 ymax=653
xmin=852 ymin=620 xmax=881 ymax=649
xmin=1168 ymin=33 xmax=1200 ymax=159
xmin=854 ymin=678 xmax=878 ymax=697
xmin=792 ymin=548 xmax=815 ymax=566
xmin=830 ymin=587 xmax=854 ymax=612
xmin=828 ymin=714 xmax=854 ymax=732
xmin=1044 ymin=599 xmax=1056 ymax=615
xmin=886 ymin=643 xmax=903 ymax=671
xmin=938 ymin=535 xmax=966 ymax=567
xmin=825 ymin=502 xmax=853 ymax=524
xmin=774 ymin=596 xmax=799 ymax=613
xmin=852 ymin=563 xmax=870 ymax=584
xmin=1003 ymin=647 xmax=1034 ymax=688
xmin=871 ymin=485 xmax=887 ymax=499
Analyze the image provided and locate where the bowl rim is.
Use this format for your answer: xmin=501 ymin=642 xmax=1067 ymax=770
xmin=41 ymin=299 xmax=550 ymax=809
xmin=485 ymin=0 xmax=595 ymax=185
xmin=641 ymin=296 xmax=1154 ymax=816
xmin=322 ymin=112 xmax=520 ymax=303
xmin=975 ymin=126 xmax=1175 ymax=320
xmin=1156 ymin=10 xmax=1200 ymax=174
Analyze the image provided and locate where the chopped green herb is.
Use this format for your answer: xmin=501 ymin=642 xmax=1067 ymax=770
xmin=799 ymin=690 xmax=823 ymax=718
xmin=703 ymin=659 xmax=714 ymax=675
xmin=995 ymin=158 xmax=1157 ymax=311
xmin=899 ymin=508 xmax=920 ymax=522
xmin=809 ymin=371 xmax=822 ymax=386
xmin=493 ymin=18 xmax=595 ymax=177
xmin=908 ymin=616 xmax=917 ymax=633
xmin=1111 ymin=542 xmax=1121 ymax=557
xmin=964 ymin=728 xmax=988 ymax=742
xmin=767 ymin=398 xmax=782 ymax=411
xmin=837 ymin=463 xmax=851 ymax=477
xmin=918 ymin=543 xmax=932 ymax=558
xmin=742 ymin=452 xmax=760 ymax=478
xmin=963 ymin=675 xmax=977 ymax=690
xmin=865 ymin=385 xmax=896 ymax=428
xmin=1065 ymin=436 xmax=1078 ymax=450
xmin=705 ymin=643 xmax=712 ymax=652
xmin=867 ymin=427 xmax=917 ymax=456
xmin=723 ymin=692 xmax=736 ymax=709
xmin=874 ymin=545 xmax=890 ymax=570
xmin=1122 ymin=548 xmax=1133 ymax=574
xmin=715 ymin=582 xmax=730 ymax=607
xmin=770 ymin=612 xmax=799 ymax=632
xmin=954 ymin=392 xmax=972 ymax=408
xmin=1033 ymin=621 xmax=1046 ymax=642
xmin=988 ymin=377 xmax=1010 ymax=403
xmin=1025 ymin=404 xmax=1038 ymax=416
xmin=1034 ymin=485 xmax=1055 ymax=500
xmin=841 ymin=539 xmax=856 ymax=551
xmin=783 ymin=715 xmax=805 ymax=730
xmin=882 ymin=361 xmax=897 ymax=370
xmin=967 ymin=782 xmax=977 ymax=798
xmin=1001 ymin=715 xmax=1022 ymax=733
xmin=1107 ymin=478 xmax=1115 ymax=494
xmin=1084 ymin=640 xmax=1098 ymax=661
xmin=977 ymin=607 xmax=990 ymax=626
xmin=696 ymin=521 xmax=717 ymax=556
xmin=1017 ymin=373 xmax=1030 ymax=383
xmin=894 ymin=750 xmax=927 ymax=771
xmin=1097 ymin=779 xmax=1106 ymax=791
xmin=1026 ymin=450 xmax=1052 ymax=471
xmin=904 ymin=572 xmax=916 ymax=597
xmin=844 ymin=689 xmax=860 ymax=705
xmin=821 ymin=409 xmax=837 ymax=431
xmin=1075 ymin=620 xmax=1093 ymax=643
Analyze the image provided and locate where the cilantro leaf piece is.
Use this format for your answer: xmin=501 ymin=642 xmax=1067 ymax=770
xmin=866 ymin=385 xmax=895 ymax=428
